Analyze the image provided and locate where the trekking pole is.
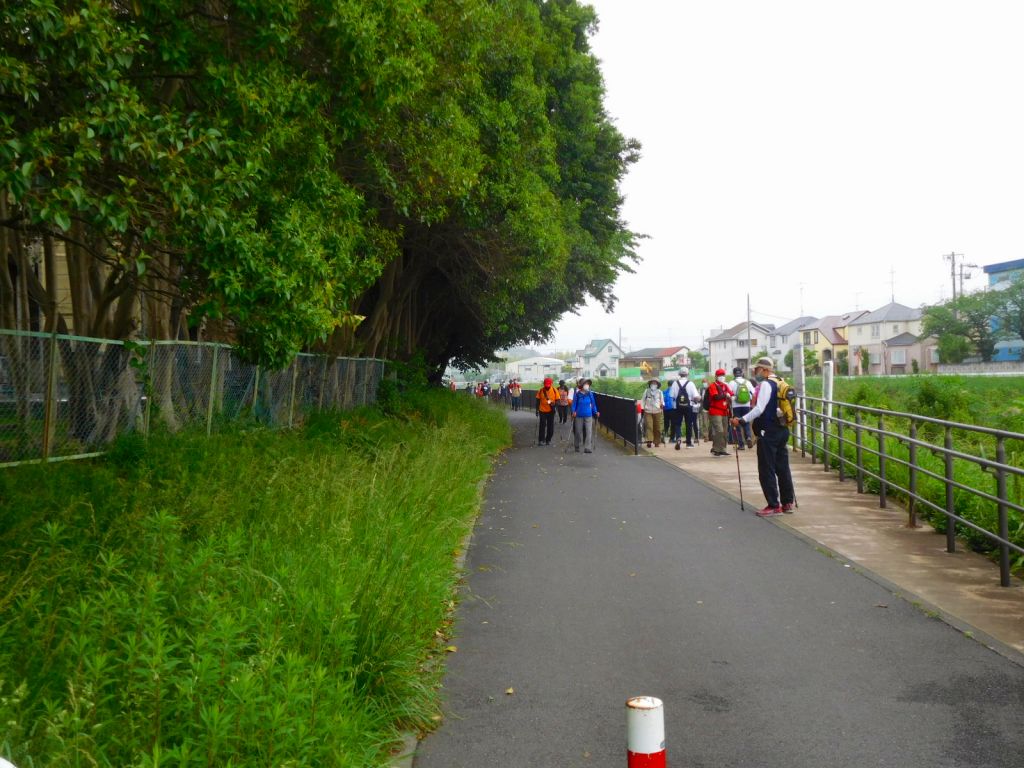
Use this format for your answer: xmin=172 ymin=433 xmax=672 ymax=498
xmin=732 ymin=412 xmax=744 ymax=511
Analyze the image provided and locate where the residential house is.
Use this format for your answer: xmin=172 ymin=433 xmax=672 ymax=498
xmin=882 ymin=332 xmax=939 ymax=375
xmin=619 ymin=346 xmax=689 ymax=378
xmin=707 ymin=322 xmax=775 ymax=374
xmin=846 ymin=302 xmax=926 ymax=374
xmin=984 ymin=258 xmax=1024 ymax=362
xmin=794 ymin=311 xmax=867 ymax=373
xmin=765 ymin=316 xmax=816 ymax=373
xmin=505 ymin=356 xmax=566 ymax=382
xmin=573 ymin=339 xmax=622 ymax=379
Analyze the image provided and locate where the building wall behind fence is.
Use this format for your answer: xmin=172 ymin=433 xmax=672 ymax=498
xmin=0 ymin=329 xmax=388 ymax=466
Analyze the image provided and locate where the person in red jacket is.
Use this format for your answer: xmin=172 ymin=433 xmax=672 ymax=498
xmin=708 ymin=368 xmax=734 ymax=456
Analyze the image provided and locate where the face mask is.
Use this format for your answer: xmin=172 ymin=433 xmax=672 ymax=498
xmin=582 ymin=384 xmax=590 ymax=392
xmin=754 ymin=372 xmax=766 ymax=383
xmin=650 ymin=384 xmax=657 ymax=390
xmin=717 ymin=376 xmax=725 ymax=383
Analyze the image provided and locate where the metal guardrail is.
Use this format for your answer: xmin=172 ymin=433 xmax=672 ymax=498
xmin=796 ymin=395 xmax=1024 ymax=587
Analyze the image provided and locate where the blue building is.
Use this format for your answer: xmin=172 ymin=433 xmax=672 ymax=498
xmin=982 ymin=259 xmax=1024 ymax=361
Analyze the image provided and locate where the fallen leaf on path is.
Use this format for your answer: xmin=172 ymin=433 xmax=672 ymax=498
xmin=445 ymin=646 xmax=458 ymax=653
xmin=875 ymin=603 xmax=889 ymax=609
xmin=505 ymin=687 xmax=515 ymax=695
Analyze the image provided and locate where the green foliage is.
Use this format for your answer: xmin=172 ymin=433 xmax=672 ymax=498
xmin=923 ymin=291 xmax=1005 ymax=363
xmin=837 ymin=350 xmax=849 ymax=375
xmin=0 ymin=392 xmax=510 ymax=766
xmin=3 ymin=0 xmax=636 ymax=370
xmin=688 ymin=351 xmax=706 ymax=372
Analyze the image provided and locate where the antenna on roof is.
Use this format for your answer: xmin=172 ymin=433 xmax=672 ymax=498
xmin=890 ymin=267 xmax=895 ymax=303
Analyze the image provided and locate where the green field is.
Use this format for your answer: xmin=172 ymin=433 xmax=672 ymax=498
xmin=0 ymin=391 xmax=510 ymax=767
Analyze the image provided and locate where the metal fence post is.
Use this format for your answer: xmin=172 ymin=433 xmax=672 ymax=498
xmin=944 ymin=426 xmax=956 ymax=553
xmin=253 ymin=365 xmax=261 ymax=413
xmin=809 ymin=399 xmax=817 ymax=465
xmin=878 ymin=414 xmax=887 ymax=508
xmin=144 ymin=339 xmax=155 ymax=438
xmin=996 ymin=438 xmax=1010 ymax=587
xmin=206 ymin=345 xmax=219 ymax=437
xmin=855 ymin=410 xmax=864 ymax=494
xmin=908 ymin=420 xmax=918 ymax=528
xmin=288 ymin=358 xmax=299 ymax=428
xmin=41 ymin=327 xmax=59 ymax=460
xmin=837 ymin=404 xmax=845 ymax=482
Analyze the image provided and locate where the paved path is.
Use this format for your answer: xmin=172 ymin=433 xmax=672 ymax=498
xmin=415 ymin=412 xmax=1024 ymax=767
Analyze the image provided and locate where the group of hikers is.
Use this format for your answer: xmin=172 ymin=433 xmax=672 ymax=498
xmin=637 ymin=356 xmax=797 ymax=517
xmin=466 ymin=356 xmax=796 ymax=517
xmin=531 ymin=377 xmax=601 ymax=454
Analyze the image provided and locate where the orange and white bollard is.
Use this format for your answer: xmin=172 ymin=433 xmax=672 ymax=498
xmin=626 ymin=695 xmax=666 ymax=767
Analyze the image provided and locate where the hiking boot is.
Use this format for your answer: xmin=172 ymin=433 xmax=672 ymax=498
xmin=746 ymin=439 xmax=753 ymax=448
xmin=584 ymin=449 xmax=592 ymax=454
xmin=756 ymin=505 xmax=783 ymax=517
xmin=675 ymin=442 xmax=681 ymax=451
xmin=781 ymin=503 xmax=795 ymax=513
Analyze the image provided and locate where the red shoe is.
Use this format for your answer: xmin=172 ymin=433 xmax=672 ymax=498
xmin=781 ymin=503 xmax=795 ymax=513
xmin=756 ymin=505 xmax=783 ymax=517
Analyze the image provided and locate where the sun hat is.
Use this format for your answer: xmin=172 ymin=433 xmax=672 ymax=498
xmin=754 ymin=356 xmax=775 ymax=370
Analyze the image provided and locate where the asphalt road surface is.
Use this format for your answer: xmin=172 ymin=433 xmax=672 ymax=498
xmin=414 ymin=410 xmax=1024 ymax=768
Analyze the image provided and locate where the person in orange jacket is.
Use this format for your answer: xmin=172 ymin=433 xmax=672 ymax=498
xmin=535 ymin=377 xmax=559 ymax=446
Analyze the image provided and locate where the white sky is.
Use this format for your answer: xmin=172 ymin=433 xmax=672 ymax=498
xmin=545 ymin=0 xmax=1024 ymax=354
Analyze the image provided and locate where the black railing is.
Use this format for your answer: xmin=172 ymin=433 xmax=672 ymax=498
xmin=796 ymin=395 xmax=1024 ymax=587
xmin=594 ymin=392 xmax=640 ymax=455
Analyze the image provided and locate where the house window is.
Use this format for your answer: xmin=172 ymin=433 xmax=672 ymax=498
xmin=891 ymin=349 xmax=907 ymax=364
xmin=892 ymin=324 xmax=899 ymax=334
xmin=769 ymin=336 xmax=776 ymax=347
xmin=871 ymin=324 xmax=880 ymax=338
xmin=857 ymin=327 xmax=863 ymax=336
xmin=737 ymin=339 xmax=746 ymax=347
xmin=803 ymin=331 xmax=811 ymax=345
xmin=607 ymin=345 xmax=613 ymax=352
xmin=870 ymin=352 xmax=881 ymax=364
xmin=930 ymin=348 xmax=940 ymax=363
xmin=781 ymin=335 xmax=788 ymax=344
xmin=750 ymin=339 xmax=758 ymax=347
xmin=813 ymin=331 xmax=819 ymax=344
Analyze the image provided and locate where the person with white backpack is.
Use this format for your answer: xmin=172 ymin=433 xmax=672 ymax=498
xmin=729 ymin=366 xmax=756 ymax=450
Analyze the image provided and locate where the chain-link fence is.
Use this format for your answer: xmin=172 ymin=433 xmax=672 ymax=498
xmin=0 ymin=329 xmax=388 ymax=466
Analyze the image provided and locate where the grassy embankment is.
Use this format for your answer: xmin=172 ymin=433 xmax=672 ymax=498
xmin=0 ymin=391 xmax=510 ymax=767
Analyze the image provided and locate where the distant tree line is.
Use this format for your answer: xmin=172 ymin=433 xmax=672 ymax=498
xmin=1 ymin=0 xmax=638 ymax=372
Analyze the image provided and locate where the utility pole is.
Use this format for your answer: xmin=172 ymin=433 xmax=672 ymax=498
xmin=889 ymin=267 xmax=896 ymax=302
xmin=958 ymin=260 xmax=979 ymax=297
xmin=943 ymin=252 xmax=963 ymax=300
xmin=746 ymin=294 xmax=753 ymax=371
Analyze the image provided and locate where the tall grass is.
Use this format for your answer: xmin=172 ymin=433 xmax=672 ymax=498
xmin=0 ymin=390 xmax=509 ymax=767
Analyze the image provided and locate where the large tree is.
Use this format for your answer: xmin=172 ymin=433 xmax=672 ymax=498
xmin=2 ymin=0 xmax=637 ymax=378
xmin=923 ymin=291 xmax=1004 ymax=362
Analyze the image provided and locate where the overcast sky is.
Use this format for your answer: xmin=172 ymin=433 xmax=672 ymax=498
xmin=544 ymin=0 xmax=1024 ymax=354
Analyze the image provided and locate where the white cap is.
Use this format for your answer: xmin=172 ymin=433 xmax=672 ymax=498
xmin=679 ymin=367 xmax=689 ymax=377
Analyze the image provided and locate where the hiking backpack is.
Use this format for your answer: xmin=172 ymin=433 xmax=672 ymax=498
xmin=769 ymin=375 xmax=797 ymax=427
xmin=700 ymin=386 xmax=711 ymax=411
xmin=735 ymin=379 xmax=751 ymax=405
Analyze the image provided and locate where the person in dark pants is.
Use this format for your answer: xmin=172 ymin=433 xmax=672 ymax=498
xmin=535 ymin=377 xmax=559 ymax=446
xmin=676 ymin=368 xmax=699 ymax=448
xmin=731 ymin=356 xmax=795 ymax=517
xmin=556 ymin=380 xmax=570 ymax=424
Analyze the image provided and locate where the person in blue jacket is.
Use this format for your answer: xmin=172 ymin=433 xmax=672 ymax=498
xmin=662 ymin=377 xmax=676 ymax=445
xmin=571 ymin=378 xmax=601 ymax=453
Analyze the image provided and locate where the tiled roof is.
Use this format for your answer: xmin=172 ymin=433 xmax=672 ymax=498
xmin=884 ymin=332 xmax=922 ymax=346
xmin=850 ymin=302 xmax=922 ymax=324
xmin=707 ymin=321 xmax=774 ymax=342
xmin=622 ymin=345 xmax=687 ymax=359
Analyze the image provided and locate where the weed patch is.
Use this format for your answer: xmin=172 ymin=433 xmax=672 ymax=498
xmin=0 ymin=391 xmax=509 ymax=766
